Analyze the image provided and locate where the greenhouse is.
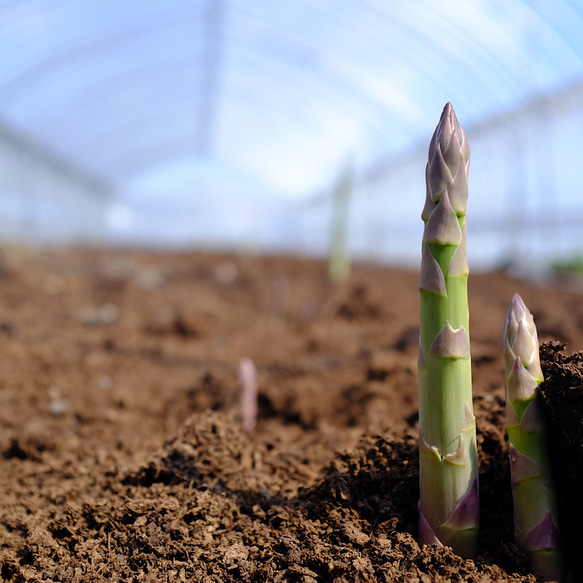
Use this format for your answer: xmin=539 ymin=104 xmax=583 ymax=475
xmin=2 ymin=3 xmax=583 ymax=582
xmin=2 ymin=0 xmax=583 ymax=266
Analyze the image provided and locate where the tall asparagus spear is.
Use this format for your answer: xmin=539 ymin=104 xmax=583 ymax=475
xmin=504 ymin=294 xmax=562 ymax=581
xmin=418 ymin=103 xmax=479 ymax=558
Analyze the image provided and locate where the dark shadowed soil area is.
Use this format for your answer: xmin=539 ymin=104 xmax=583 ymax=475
xmin=0 ymin=248 xmax=581 ymax=582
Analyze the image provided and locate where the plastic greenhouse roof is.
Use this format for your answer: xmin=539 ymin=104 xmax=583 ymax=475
xmin=2 ymin=0 xmax=583 ymax=244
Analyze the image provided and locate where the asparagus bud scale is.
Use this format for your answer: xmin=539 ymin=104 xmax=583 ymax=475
xmin=504 ymin=294 xmax=562 ymax=581
xmin=418 ymin=103 xmax=479 ymax=558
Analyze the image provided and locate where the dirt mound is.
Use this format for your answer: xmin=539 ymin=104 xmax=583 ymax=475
xmin=0 ymin=249 xmax=581 ymax=581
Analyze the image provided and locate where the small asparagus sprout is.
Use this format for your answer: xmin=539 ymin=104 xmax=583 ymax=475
xmin=504 ymin=294 xmax=562 ymax=581
xmin=328 ymin=162 xmax=353 ymax=284
xmin=418 ymin=103 xmax=479 ymax=558
xmin=237 ymin=357 xmax=258 ymax=432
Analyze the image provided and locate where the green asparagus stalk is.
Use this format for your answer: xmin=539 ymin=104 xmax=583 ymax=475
xmin=328 ymin=161 xmax=353 ymax=284
xmin=418 ymin=103 xmax=479 ymax=558
xmin=504 ymin=294 xmax=562 ymax=581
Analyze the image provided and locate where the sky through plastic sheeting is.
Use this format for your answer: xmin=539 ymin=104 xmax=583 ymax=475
xmin=0 ymin=0 xmax=583 ymax=263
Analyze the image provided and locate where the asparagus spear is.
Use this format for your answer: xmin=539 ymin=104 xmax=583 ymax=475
xmin=418 ymin=103 xmax=479 ymax=558
xmin=504 ymin=294 xmax=562 ymax=581
xmin=328 ymin=161 xmax=353 ymax=285
xmin=238 ymin=357 xmax=258 ymax=432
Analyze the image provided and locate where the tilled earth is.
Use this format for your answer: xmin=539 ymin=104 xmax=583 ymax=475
xmin=0 ymin=248 xmax=581 ymax=582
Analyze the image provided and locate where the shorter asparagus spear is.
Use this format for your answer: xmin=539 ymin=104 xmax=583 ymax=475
xmin=504 ymin=294 xmax=562 ymax=581
xmin=238 ymin=357 xmax=258 ymax=432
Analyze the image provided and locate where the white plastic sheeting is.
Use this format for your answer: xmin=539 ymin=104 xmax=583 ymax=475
xmin=1 ymin=0 xmax=583 ymax=264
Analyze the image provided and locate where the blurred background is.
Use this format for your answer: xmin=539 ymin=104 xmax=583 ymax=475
xmin=1 ymin=0 xmax=583 ymax=270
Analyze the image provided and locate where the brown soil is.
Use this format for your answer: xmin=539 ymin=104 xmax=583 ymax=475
xmin=0 ymin=248 xmax=581 ymax=582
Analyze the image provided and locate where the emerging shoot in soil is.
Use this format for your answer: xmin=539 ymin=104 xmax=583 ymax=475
xmin=504 ymin=294 xmax=562 ymax=581
xmin=418 ymin=103 xmax=479 ymax=558
xmin=238 ymin=357 xmax=258 ymax=432
xmin=328 ymin=162 xmax=353 ymax=285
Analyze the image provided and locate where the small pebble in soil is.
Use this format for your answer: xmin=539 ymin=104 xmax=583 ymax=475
xmin=48 ymin=385 xmax=68 ymax=416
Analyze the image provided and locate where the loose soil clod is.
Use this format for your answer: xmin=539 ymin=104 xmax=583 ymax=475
xmin=539 ymin=342 xmax=583 ymax=582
